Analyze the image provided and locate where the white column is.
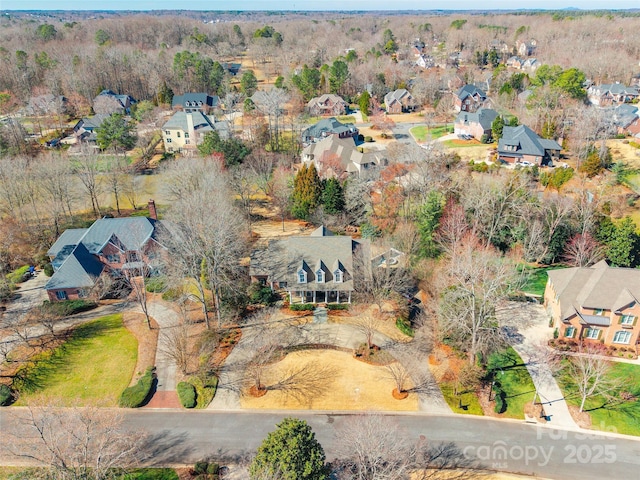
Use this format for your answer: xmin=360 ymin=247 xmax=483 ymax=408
xmin=313 ymin=290 xmax=316 ymax=303
xmin=289 ymin=291 xmax=292 ymax=304
xmin=348 ymin=291 xmax=351 ymax=303
xmin=337 ymin=291 xmax=340 ymax=304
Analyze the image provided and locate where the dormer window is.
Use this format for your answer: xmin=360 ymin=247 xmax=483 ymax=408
xmin=316 ymin=270 xmax=324 ymax=283
xmin=298 ymin=269 xmax=307 ymax=284
xmin=334 ymin=270 xmax=343 ymax=283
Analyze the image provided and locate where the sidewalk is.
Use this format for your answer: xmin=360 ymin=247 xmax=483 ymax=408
xmin=498 ymin=301 xmax=580 ymax=429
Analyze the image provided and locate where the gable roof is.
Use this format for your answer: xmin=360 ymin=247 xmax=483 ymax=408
xmin=384 ymin=89 xmax=412 ymax=106
xmin=45 ymin=243 xmax=105 ymax=290
xmin=548 ymin=260 xmax=640 ymax=320
xmin=47 ymin=228 xmax=89 ymax=258
xmin=302 ymin=136 xmax=385 ymax=174
xmin=302 ymin=117 xmax=357 ymax=140
xmin=79 ymin=217 xmax=158 ymax=254
xmin=171 ymin=93 xmax=220 ymax=109
xmin=95 ymin=90 xmax=135 ymax=107
xmin=498 ymin=125 xmax=561 ymax=157
xmin=162 ymin=111 xmax=215 ymax=133
xmin=307 ymin=94 xmax=347 ymax=108
xmin=250 ymin=228 xmax=366 ymax=292
xmin=455 ymin=108 xmax=498 ymax=130
xmin=74 ymin=114 xmax=111 ymax=132
xmin=456 ymin=84 xmax=486 ymax=101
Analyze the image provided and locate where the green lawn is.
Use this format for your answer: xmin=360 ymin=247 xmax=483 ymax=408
xmin=13 ymin=314 xmax=137 ymax=406
xmin=521 ymin=265 xmax=566 ymax=296
xmin=441 ymin=139 xmax=483 ymax=148
xmin=409 ymin=124 xmax=452 ymax=142
xmin=557 ymin=362 xmax=640 ymax=436
xmin=487 ymin=347 xmax=537 ymax=419
xmin=440 ymin=383 xmax=484 ymax=415
xmin=0 ymin=468 xmax=178 ymax=480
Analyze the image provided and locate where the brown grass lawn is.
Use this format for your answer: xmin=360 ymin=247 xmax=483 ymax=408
xmin=607 ymin=139 xmax=640 ymax=168
xmin=328 ymin=304 xmax=413 ymax=343
xmin=240 ymin=350 xmax=418 ymax=411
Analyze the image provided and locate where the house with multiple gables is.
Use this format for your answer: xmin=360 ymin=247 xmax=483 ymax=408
xmin=306 ymin=94 xmax=348 ymax=117
xmin=454 ymin=108 xmax=498 ymax=141
xmin=497 ymin=124 xmax=561 ymax=166
xmin=301 ymin=136 xmax=386 ymax=179
xmin=587 ymin=83 xmax=640 ymax=106
xmin=607 ymin=104 xmax=640 ymax=137
xmin=161 ymin=111 xmax=228 ymax=155
xmin=250 ymin=226 xmax=365 ymax=304
xmin=171 ymin=93 xmax=220 ymax=114
xmin=301 ymin=117 xmax=358 ymax=145
xmin=384 ymin=89 xmax=417 ymax=114
xmin=69 ymin=114 xmax=111 ymax=144
xmin=545 ymin=260 xmax=640 ymax=352
xmin=454 ymin=85 xmax=487 ymax=113
xmin=92 ymin=89 xmax=136 ymax=115
xmin=45 ymin=205 xmax=164 ymax=302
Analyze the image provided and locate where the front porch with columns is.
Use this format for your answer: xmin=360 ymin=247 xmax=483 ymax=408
xmin=288 ymin=290 xmax=352 ymax=304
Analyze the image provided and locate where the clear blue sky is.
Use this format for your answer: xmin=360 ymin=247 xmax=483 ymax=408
xmin=2 ymin=1 xmax=638 ymax=10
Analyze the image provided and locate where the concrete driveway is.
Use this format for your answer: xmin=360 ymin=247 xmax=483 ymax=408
xmin=0 ymin=270 xmax=48 ymax=327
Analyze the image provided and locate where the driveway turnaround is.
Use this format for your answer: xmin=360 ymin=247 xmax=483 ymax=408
xmin=208 ymin=321 xmax=449 ymax=413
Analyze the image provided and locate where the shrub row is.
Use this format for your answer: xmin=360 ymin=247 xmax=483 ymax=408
xmin=289 ymin=303 xmax=315 ymax=311
xmin=6 ymin=265 xmax=30 ymax=285
xmin=119 ymin=366 xmax=155 ymax=408
xmin=396 ymin=317 xmax=415 ymax=337
xmin=326 ymin=304 xmax=349 ymax=310
xmin=42 ymin=299 xmax=98 ymax=317
xmin=0 ymin=384 xmax=13 ymax=406
xmin=177 ymin=381 xmax=197 ymax=408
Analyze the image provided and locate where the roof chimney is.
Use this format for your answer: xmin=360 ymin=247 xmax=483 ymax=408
xmin=148 ymin=199 xmax=157 ymax=220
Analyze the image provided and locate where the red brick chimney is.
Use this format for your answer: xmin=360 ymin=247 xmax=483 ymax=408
xmin=148 ymin=199 xmax=157 ymax=220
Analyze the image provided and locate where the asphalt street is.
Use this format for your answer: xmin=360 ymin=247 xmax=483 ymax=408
xmin=2 ymin=409 xmax=637 ymax=479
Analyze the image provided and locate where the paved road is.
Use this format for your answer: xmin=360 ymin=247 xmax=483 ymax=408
xmin=1 ymin=409 xmax=637 ymax=479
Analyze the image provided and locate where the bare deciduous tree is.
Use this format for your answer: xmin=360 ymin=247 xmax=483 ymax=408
xmin=333 ymin=414 xmax=484 ymax=480
xmin=566 ymin=344 xmax=620 ymax=413
xmin=438 ymin=234 xmax=523 ymax=364
xmin=73 ymin=150 xmax=103 ymax=218
xmin=562 ymin=232 xmax=605 ymax=267
xmin=7 ymin=402 xmax=143 ymax=480
xmin=161 ymin=159 xmax=248 ymax=328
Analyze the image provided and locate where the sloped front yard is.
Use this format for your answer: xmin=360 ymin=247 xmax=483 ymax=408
xmin=12 ymin=314 xmax=138 ymax=406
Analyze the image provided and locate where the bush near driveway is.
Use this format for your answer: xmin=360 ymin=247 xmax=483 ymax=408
xmin=177 ymin=381 xmax=197 ymax=408
xmin=119 ymin=366 xmax=155 ymax=408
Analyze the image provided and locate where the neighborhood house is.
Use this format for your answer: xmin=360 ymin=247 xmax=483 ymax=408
xmin=497 ymin=124 xmax=561 ymax=166
xmin=545 ymin=260 xmax=640 ymax=352
xmin=301 ymin=135 xmax=386 ymax=178
xmin=454 ymin=108 xmax=498 ymax=141
xmin=45 ymin=205 xmax=164 ymax=302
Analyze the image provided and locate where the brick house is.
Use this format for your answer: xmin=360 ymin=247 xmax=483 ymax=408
xmin=301 ymin=117 xmax=359 ymax=145
xmin=45 ymin=204 xmax=164 ymax=302
xmin=545 ymin=261 xmax=640 ymax=352
xmin=497 ymin=124 xmax=561 ymax=166
xmin=306 ymin=94 xmax=348 ymax=116
xmin=587 ymin=83 xmax=639 ymax=106
xmin=454 ymin=108 xmax=498 ymax=141
xmin=301 ymin=136 xmax=386 ymax=178
xmin=384 ymin=89 xmax=417 ymax=114
xmin=454 ymin=85 xmax=487 ymax=113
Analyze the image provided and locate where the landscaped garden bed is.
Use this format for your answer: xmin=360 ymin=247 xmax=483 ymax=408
xmin=549 ymin=338 xmax=638 ymax=359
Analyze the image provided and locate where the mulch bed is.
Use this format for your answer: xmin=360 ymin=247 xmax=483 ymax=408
xmin=392 ymin=388 xmax=409 ymax=400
